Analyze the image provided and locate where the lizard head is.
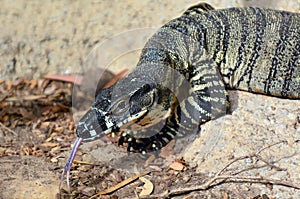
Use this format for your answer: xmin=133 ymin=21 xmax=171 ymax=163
xmin=75 ymin=73 xmax=173 ymax=142
xmin=61 ymin=73 xmax=176 ymax=192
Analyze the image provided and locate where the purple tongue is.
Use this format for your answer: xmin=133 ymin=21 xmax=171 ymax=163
xmin=59 ymin=137 xmax=83 ymax=193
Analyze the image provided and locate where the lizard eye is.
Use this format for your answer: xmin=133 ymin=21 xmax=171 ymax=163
xmin=110 ymin=98 xmax=130 ymax=116
xmin=116 ymin=100 xmax=127 ymax=110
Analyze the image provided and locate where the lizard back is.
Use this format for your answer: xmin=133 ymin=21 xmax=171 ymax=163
xmin=186 ymin=6 xmax=300 ymax=98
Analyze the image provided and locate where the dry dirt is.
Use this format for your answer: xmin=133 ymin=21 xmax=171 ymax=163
xmin=0 ymin=1 xmax=299 ymax=199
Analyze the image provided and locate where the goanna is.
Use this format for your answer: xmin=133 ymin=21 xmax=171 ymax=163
xmin=60 ymin=3 xmax=299 ymax=190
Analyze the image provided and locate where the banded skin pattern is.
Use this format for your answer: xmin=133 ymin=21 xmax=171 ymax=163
xmin=60 ymin=3 xmax=299 ymax=190
xmin=79 ymin=3 xmax=299 ymax=151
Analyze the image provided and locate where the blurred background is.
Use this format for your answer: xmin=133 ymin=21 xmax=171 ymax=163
xmin=1 ymin=0 xmax=299 ymax=80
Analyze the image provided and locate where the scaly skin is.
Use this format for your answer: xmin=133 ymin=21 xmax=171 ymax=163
xmin=76 ymin=3 xmax=299 ymax=151
xmin=60 ymin=3 xmax=299 ymax=191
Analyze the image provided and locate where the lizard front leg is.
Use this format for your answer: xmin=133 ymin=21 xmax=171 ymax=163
xmin=118 ymin=59 xmax=228 ymax=154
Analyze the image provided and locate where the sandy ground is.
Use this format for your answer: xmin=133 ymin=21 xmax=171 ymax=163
xmin=1 ymin=0 xmax=299 ymax=79
xmin=0 ymin=1 xmax=299 ymax=199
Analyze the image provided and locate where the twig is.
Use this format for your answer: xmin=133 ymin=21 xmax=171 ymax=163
xmin=141 ymin=140 xmax=299 ymax=198
xmin=253 ymin=140 xmax=287 ymax=171
xmin=0 ymin=121 xmax=18 ymax=136
xmin=255 ymin=140 xmax=286 ymax=155
xmin=216 ymin=140 xmax=287 ymax=176
xmin=255 ymin=154 xmax=286 ymax=171
xmin=90 ymin=171 xmax=151 ymax=199
xmin=145 ymin=174 xmax=300 ymax=198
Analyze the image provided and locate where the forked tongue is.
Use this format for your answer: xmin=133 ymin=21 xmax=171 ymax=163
xmin=59 ymin=137 xmax=83 ymax=193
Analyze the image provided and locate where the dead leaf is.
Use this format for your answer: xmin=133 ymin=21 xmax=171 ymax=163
xmin=50 ymin=146 xmax=61 ymax=154
xmin=54 ymin=126 xmax=64 ymax=133
xmin=139 ymin=176 xmax=154 ymax=196
xmin=0 ymin=147 xmax=6 ymax=156
xmin=43 ymin=74 xmax=83 ymax=85
xmin=103 ymin=69 xmax=129 ymax=88
xmin=41 ymin=121 xmax=51 ymax=129
xmin=32 ymin=129 xmax=41 ymax=134
xmin=5 ymin=95 xmax=46 ymax=101
xmin=0 ymin=91 xmax=10 ymax=103
xmin=29 ymin=79 xmax=38 ymax=89
xmin=6 ymin=80 xmax=12 ymax=90
xmin=42 ymin=104 xmax=69 ymax=114
xmin=50 ymin=157 xmax=58 ymax=163
xmin=22 ymin=146 xmax=31 ymax=155
xmin=40 ymin=142 xmax=59 ymax=147
xmin=19 ymin=108 xmax=34 ymax=119
xmin=175 ymin=157 xmax=186 ymax=165
xmin=43 ymin=84 xmax=57 ymax=95
xmin=169 ymin=161 xmax=184 ymax=171
xmin=222 ymin=191 xmax=229 ymax=199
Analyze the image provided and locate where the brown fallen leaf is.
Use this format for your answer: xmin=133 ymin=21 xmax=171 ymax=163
xmin=5 ymin=95 xmax=46 ymax=101
xmin=43 ymin=83 xmax=57 ymax=95
xmin=41 ymin=104 xmax=69 ymax=114
xmin=54 ymin=126 xmax=64 ymax=133
xmin=90 ymin=171 xmax=150 ymax=198
xmin=43 ymin=74 xmax=83 ymax=85
xmin=0 ymin=91 xmax=10 ymax=103
xmin=169 ymin=161 xmax=185 ymax=171
xmin=103 ymin=69 xmax=129 ymax=88
xmin=51 ymin=157 xmax=58 ymax=163
xmin=19 ymin=108 xmax=34 ymax=120
xmin=40 ymin=142 xmax=59 ymax=147
xmin=6 ymin=80 xmax=12 ymax=90
xmin=29 ymin=79 xmax=38 ymax=89
xmin=22 ymin=146 xmax=31 ymax=155
xmin=40 ymin=121 xmax=51 ymax=129
xmin=139 ymin=176 xmax=154 ymax=196
xmin=0 ymin=147 xmax=6 ymax=157
xmin=222 ymin=191 xmax=229 ymax=199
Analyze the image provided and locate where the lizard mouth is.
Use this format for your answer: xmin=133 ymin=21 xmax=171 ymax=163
xmin=76 ymin=106 xmax=150 ymax=142
xmin=60 ymin=109 xmax=149 ymax=191
xmin=75 ymin=107 xmax=114 ymax=142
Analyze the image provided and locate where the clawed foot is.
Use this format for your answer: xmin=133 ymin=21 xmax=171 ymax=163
xmin=118 ymin=132 xmax=172 ymax=154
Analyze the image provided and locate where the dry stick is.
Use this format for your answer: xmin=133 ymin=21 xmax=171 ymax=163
xmin=0 ymin=121 xmax=18 ymax=136
xmin=215 ymin=140 xmax=287 ymax=176
xmin=255 ymin=140 xmax=287 ymax=154
xmin=255 ymin=154 xmax=286 ymax=171
xmin=217 ymin=175 xmax=300 ymax=188
xmin=252 ymin=140 xmax=287 ymax=172
xmin=146 ymin=175 xmax=300 ymax=198
xmin=142 ymin=140 xmax=299 ymax=198
xmin=90 ymin=171 xmax=151 ymax=199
